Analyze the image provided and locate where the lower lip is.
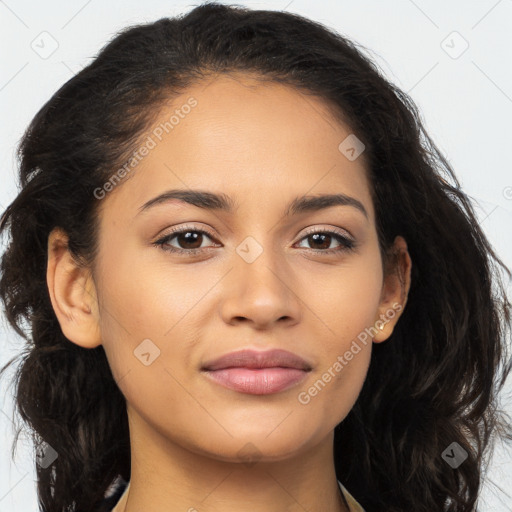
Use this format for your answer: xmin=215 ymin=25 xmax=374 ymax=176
xmin=202 ymin=367 xmax=309 ymax=395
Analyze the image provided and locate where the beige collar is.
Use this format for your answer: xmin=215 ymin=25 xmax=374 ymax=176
xmin=110 ymin=481 xmax=129 ymax=512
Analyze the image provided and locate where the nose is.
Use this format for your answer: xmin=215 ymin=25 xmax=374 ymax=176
xmin=219 ymin=246 xmax=302 ymax=330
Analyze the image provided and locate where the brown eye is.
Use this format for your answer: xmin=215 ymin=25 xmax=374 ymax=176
xmin=169 ymin=231 xmax=204 ymax=250
xmin=295 ymin=229 xmax=356 ymax=254
xmin=154 ymin=226 xmax=219 ymax=255
xmin=153 ymin=226 xmax=356 ymax=257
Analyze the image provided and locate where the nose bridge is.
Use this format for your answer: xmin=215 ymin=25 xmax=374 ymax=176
xmin=236 ymin=232 xmax=287 ymax=297
xmin=239 ymin=239 xmax=281 ymax=289
xmin=220 ymin=232 xmax=301 ymax=326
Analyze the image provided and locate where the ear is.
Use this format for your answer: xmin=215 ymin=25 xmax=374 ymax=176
xmin=46 ymin=227 xmax=102 ymax=348
xmin=372 ymin=235 xmax=412 ymax=343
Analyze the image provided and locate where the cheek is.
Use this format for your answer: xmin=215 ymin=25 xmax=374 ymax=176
xmin=93 ymin=235 xmax=221 ymax=393
xmin=296 ymin=322 xmax=372 ymax=433
xmin=94 ymin=233 xmax=199 ymax=342
xmin=296 ymin=251 xmax=382 ymax=417
xmin=317 ymin=247 xmax=383 ymax=349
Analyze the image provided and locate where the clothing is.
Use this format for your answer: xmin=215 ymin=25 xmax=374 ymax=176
xmin=99 ymin=476 xmax=366 ymax=512
xmin=339 ymin=481 xmax=366 ymax=512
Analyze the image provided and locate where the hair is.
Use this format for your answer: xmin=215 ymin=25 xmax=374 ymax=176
xmin=1 ymin=2 xmax=511 ymax=511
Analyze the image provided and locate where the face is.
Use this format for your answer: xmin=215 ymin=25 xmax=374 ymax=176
xmin=49 ymin=72 xmax=410 ymax=465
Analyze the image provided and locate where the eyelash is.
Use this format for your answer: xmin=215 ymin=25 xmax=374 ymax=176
xmin=153 ymin=224 xmax=356 ymax=256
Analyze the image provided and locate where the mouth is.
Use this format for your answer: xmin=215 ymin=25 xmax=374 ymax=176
xmin=200 ymin=348 xmax=312 ymax=395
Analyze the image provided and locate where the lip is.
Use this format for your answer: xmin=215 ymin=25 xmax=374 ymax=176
xmin=201 ymin=349 xmax=313 ymax=395
xmin=201 ymin=348 xmax=313 ymax=372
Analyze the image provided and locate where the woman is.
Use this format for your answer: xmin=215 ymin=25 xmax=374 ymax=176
xmin=1 ymin=2 xmax=510 ymax=511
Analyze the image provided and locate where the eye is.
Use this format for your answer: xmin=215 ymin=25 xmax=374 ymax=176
xmin=294 ymin=227 xmax=356 ymax=254
xmin=153 ymin=225 xmax=219 ymax=255
xmin=153 ymin=225 xmax=356 ymax=256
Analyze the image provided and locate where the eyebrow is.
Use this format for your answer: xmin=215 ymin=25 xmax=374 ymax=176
xmin=137 ymin=189 xmax=368 ymax=220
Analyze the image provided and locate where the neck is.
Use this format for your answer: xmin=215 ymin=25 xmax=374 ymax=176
xmin=114 ymin=405 xmax=350 ymax=512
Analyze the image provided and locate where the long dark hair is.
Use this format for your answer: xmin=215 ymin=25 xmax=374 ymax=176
xmin=1 ymin=2 xmax=511 ymax=511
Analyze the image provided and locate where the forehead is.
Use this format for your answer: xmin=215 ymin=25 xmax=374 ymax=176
xmin=98 ymin=73 xmax=374 ymax=223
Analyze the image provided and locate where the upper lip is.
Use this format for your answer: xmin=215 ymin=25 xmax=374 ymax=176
xmin=201 ymin=349 xmax=313 ymax=371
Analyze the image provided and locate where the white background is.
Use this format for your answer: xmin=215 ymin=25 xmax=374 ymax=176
xmin=1 ymin=0 xmax=511 ymax=510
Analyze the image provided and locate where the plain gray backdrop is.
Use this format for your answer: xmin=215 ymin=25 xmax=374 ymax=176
xmin=1 ymin=0 xmax=511 ymax=510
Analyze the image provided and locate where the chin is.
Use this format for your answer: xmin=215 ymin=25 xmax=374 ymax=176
xmin=187 ymin=425 xmax=318 ymax=464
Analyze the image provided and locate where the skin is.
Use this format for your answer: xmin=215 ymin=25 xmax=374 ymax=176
xmin=47 ymin=72 xmax=412 ymax=512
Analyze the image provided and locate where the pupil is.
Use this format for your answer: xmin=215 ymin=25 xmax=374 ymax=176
xmin=180 ymin=232 xmax=202 ymax=249
xmin=310 ymin=233 xmax=330 ymax=249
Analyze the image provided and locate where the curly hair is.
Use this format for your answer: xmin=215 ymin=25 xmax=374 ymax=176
xmin=1 ymin=2 xmax=511 ymax=511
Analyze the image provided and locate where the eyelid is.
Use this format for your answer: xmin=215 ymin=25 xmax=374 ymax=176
xmin=155 ymin=223 xmax=218 ymax=241
xmin=299 ymin=224 xmax=354 ymax=241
